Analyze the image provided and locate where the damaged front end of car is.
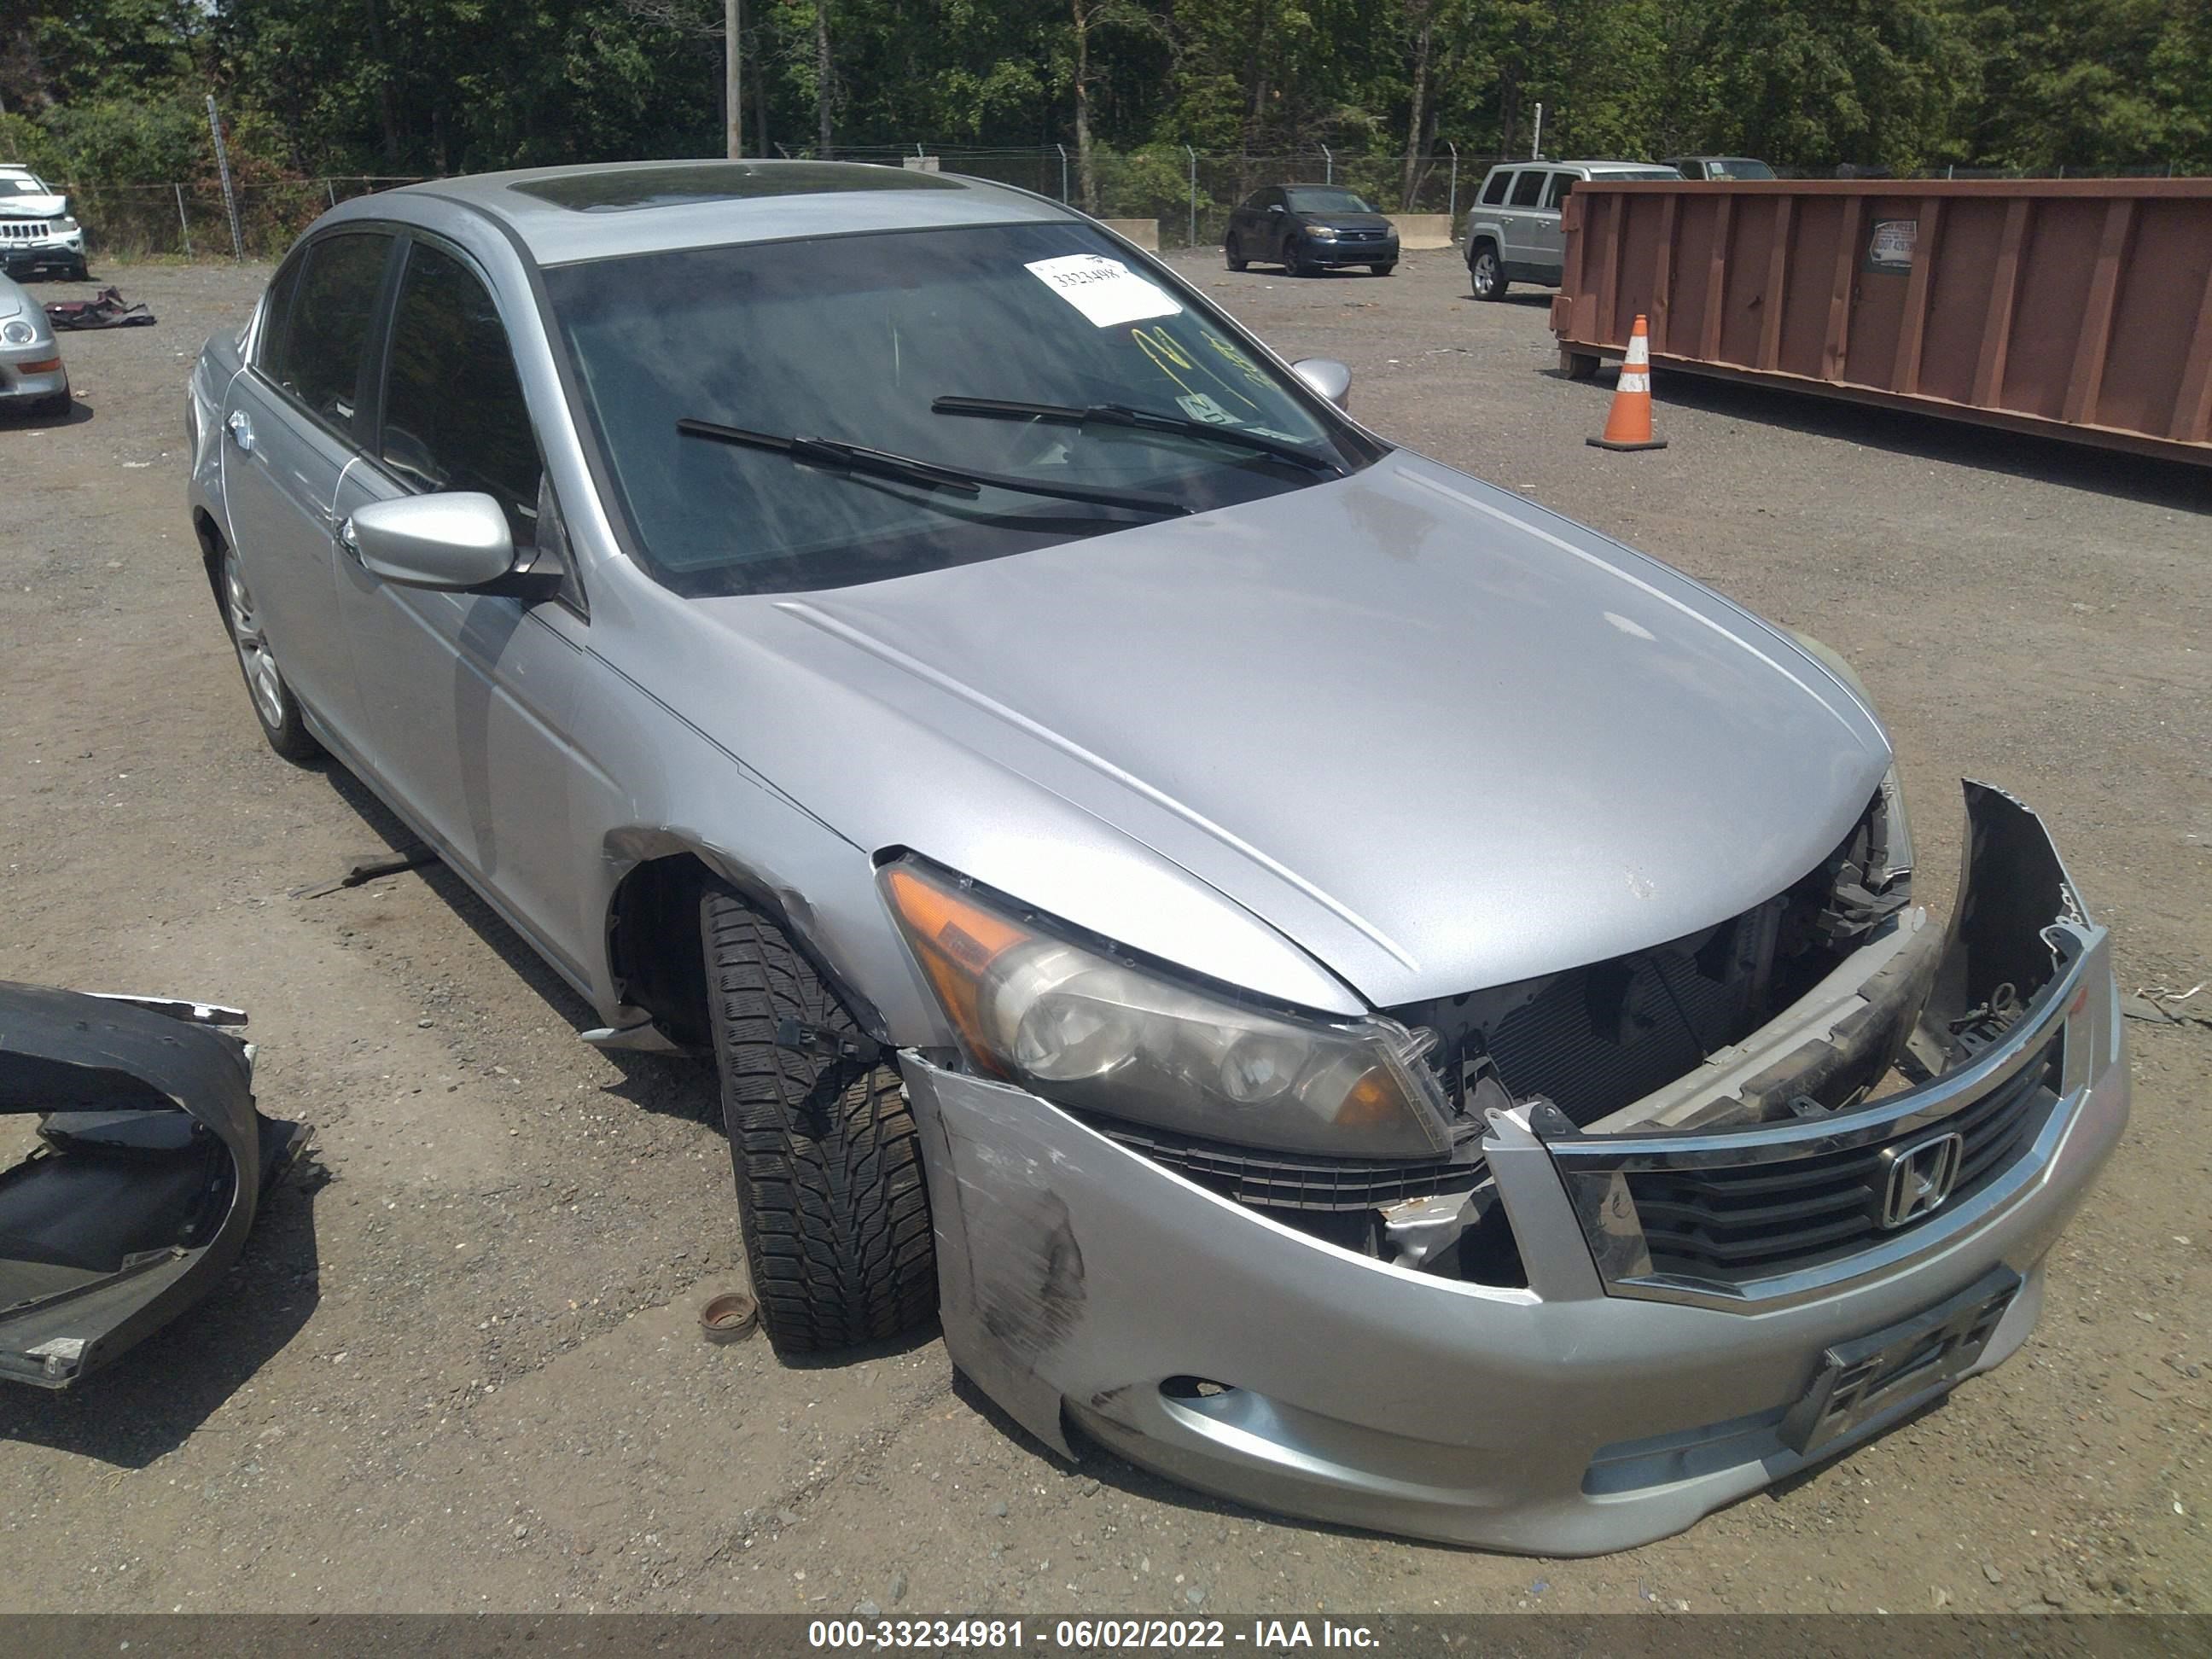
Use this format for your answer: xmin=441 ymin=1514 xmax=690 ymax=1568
xmin=894 ymin=783 xmax=2126 ymax=1551
xmin=0 ymin=982 xmax=306 ymax=1388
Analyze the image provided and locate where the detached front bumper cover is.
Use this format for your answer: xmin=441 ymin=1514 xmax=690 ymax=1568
xmin=900 ymin=783 xmax=2127 ymax=1551
xmin=0 ymin=982 xmax=306 ymax=1388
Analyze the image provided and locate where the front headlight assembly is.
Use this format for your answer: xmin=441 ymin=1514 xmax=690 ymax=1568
xmin=1306 ymin=225 xmax=1339 ymax=242
xmin=881 ymin=858 xmax=1452 ymax=1160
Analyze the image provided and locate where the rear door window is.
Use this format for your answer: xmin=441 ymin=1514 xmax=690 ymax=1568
xmin=265 ymin=231 xmax=394 ymax=439
xmin=1481 ymin=170 xmax=1514 ymax=207
xmin=1510 ymin=169 xmax=1548 ymax=207
xmin=377 ymin=240 xmax=543 ymax=544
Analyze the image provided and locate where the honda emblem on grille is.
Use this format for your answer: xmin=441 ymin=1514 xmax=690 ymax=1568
xmin=1877 ymin=1131 xmax=1965 ymax=1229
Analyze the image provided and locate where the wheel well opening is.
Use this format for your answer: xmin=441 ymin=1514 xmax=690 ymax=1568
xmin=192 ymin=509 xmax=227 ymax=603
xmin=607 ymin=853 xmax=715 ymax=1050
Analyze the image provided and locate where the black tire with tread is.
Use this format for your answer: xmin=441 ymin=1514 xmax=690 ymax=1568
xmin=701 ymin=888 xmax=936 ymax=1353
xmin=1225 ymin=239 xmax=1248 ymax=271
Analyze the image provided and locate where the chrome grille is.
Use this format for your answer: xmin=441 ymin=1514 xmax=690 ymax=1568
xmin=1621 ymin=1035 xmax=2060 ymax=1280
xmin=0 ymin=219 xmax=49 ymax=242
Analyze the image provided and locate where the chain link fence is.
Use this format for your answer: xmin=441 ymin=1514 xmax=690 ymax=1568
xmin=54 ymin=150 xmax=1501 ymax=263
xmin=57 ymin=177 xmax=427 ymax=263
xmin=54 ymin=150 xmax=2201 ymax=265
xmin=810 ymin=146 xmax=1507 ymax=248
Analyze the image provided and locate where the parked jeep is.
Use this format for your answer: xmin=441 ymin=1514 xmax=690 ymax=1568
xmin=0 ymin=166 xmax=90 ymax=281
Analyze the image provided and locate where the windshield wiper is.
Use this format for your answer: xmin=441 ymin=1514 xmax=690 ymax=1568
xmin=675 ymin=418 xmax=1190 ymax=517
xmin=931 ymin=396 xmax=1343 ymax=474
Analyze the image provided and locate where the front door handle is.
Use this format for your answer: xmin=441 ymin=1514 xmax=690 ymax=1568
xmin=224 ymin=410 xmax=254 ymax=452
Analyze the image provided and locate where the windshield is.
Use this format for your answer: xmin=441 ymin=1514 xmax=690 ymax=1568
xmin=1284 ymin=188 xmax=1375 ymax=215
xmin=1710 ymin=160 xmax=1776 ymax=180
xmin=3 ymin=177 xmax=51 ymax=197
xmin=545 ymin=221 xmax=1373 ymax=597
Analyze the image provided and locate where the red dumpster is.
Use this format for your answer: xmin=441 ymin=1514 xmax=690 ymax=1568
xmin=1551 ymin=178 xmax=2212 ymax=468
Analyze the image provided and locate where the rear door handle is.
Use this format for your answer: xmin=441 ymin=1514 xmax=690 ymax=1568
xmin=224 ymin=410 xmax=254 ymax=452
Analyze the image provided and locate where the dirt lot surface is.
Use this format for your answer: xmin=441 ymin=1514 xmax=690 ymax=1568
xmin=1 ymin=251 xmax=2207 ymax=1618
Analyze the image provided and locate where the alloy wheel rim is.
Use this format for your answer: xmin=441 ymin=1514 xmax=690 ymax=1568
xmin=224 ymin=550 xmax=286 ymax=729
xmin=1475 ymin=256 xmax=1495 ymax=296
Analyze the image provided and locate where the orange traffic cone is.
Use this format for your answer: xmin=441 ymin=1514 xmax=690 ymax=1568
xmin=1586 ymin=314 xmax=1668 ymax=451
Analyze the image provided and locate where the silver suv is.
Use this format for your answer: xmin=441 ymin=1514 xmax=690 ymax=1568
xmin=1464 ymin=159 xmax=1679 ymax=299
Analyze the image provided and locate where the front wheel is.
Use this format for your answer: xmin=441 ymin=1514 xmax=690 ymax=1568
xmin=1283 ymin=245 xmax=1309 ymax=277
xmin=701 ymin=888 xmax=936 ymax=1354
xmin=1369 ymin=263 xmax=1396 ymax=276
xmin=1470 ymin=245 xmax=1507 ymax=300
xmin=218 ymin=543 xmax=322 ymax=763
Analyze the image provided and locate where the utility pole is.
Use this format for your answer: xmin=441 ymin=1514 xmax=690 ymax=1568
xmin=725 ymin=0 xmax=743 ymax=158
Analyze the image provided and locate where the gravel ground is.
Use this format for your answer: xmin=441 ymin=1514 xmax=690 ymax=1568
xmin=0 ymin=250 xmax=2205 ymax=1617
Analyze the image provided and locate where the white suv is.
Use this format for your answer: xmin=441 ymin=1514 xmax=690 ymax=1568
xmin=1 ymin=166 xmax=89 ymax=281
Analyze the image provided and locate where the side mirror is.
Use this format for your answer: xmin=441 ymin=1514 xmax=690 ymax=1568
xmin=1291 ymin=358 xmax=1353 ymax=410
xmin=346 ymin=492 xmax=515 ymax=591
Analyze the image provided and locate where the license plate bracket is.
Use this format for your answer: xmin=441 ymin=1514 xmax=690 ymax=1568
xmin=1779 ymin=1265 xmax=2022 ymax=1457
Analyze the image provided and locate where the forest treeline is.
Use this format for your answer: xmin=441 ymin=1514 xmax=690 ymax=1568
xmin=2 ymin=0 xmax=2207 ymax=206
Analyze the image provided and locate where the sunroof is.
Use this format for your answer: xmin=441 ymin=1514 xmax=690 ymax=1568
xmin=511 ymin=161 xmax=963 ymax=212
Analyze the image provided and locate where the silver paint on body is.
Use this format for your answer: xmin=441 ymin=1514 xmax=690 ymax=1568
xmin=188 ymin=160 xmax=2125 ymax=1552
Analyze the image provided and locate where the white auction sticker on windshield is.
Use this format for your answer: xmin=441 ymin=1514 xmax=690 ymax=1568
xmin=1025 ymin=253 xmax=1184 ymax=327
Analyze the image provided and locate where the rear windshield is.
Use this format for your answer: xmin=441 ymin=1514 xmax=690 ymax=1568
xmin=544 ymin=221 xmax=1375 ymax=597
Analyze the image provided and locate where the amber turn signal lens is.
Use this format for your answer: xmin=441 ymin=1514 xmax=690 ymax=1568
xmin=881 ymin=864 xmax=1034 ymax=1071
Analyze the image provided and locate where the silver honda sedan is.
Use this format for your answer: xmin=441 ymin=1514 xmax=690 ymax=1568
xmin=187 ymin=160 xmax=2125 ymax=1553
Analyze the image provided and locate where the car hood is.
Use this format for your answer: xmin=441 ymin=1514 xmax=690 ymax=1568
xmin=2 ymin=192 xmax=66 ymax=218
xmin=695 ymin=451 xmax=1889 ymax=1008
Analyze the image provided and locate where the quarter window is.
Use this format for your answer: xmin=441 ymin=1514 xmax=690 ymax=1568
xmin=1480 ymin=170 xmax=1513 ymax=207
xmin=1509 ymin=169 xmax=1547 ymax=207
xmin=266 ymin=231 xmax=393 ymax=435
xmin=378 ymin=242 xmax=542 ymax=542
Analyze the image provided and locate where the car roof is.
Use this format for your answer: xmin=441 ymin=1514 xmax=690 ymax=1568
xmin=1487 ymin=159 xmax=1674 ymax=172
xmin=385 ymin=159 xmax=1082 ymax=267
